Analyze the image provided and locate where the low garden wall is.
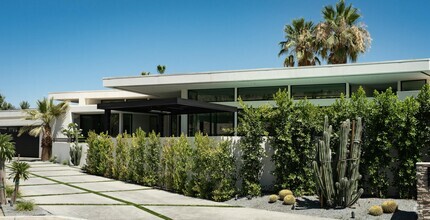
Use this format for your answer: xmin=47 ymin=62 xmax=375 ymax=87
xmin=52 ymin=142 xmax=88 ymax=167
xmin=417 ymin=162 xmax=430 ymax=220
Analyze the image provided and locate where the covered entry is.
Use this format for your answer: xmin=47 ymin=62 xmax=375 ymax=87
xmin=97 ymin=98 xmax=237 ymax=136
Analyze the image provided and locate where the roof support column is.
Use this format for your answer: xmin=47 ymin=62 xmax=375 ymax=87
xmin=180 ymin=89 xmax=188 ymax=135
xmin=103 ymin=109 xmax=111 ymax=134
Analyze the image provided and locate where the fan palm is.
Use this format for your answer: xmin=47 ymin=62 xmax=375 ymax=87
xmin=9 ymin=161 xmax=30 ymax=203
xmin=279 ymin=18 xmax=320 ymax=67
xmin=0 ymin=134 xmax=15 ymax=204
xmin=19 ymin=101 xmax=30 ymax=110
xmin=315 ymin=0 xmax=371 ymax=64
xmin=19 ymin=97 xmax=68 ymax=161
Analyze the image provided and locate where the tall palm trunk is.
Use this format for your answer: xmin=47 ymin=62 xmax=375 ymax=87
xmin=41 ymin=125 xmax=52 ymax=161
xmin=0 ymin=161 xmax=7 ymax=204
xmin=12 ymin=181 xmax=19 ymax=204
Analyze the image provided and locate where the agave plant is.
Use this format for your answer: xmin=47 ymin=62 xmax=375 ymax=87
xmin=9 ymin=161 xmax=30 ymax=204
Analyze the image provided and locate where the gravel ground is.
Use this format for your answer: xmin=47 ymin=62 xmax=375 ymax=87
xmin=1 ymin=199 xmax=51 ymax=217
xmin=224 ymin=195 xmax=418 ymax=220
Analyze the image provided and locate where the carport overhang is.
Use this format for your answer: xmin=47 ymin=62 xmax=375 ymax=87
xmin=97 ymin=97 xmax=237 ymax=132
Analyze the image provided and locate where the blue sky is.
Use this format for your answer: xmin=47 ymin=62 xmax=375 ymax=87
xmin=1 ymin=0 xmax=429 ymax=107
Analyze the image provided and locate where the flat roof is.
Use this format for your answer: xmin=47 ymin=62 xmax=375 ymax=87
xmin=97 ymin=98 xmax=237 ymax=114
xmin=103 ymin=59 xmax=430 ymax=97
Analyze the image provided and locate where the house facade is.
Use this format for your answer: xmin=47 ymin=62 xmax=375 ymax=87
xmin=1 ymin=58 xmax=430 ymax=157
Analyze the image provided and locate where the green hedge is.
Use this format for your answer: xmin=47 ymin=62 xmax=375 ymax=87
xmin=237 ymin=85 xmax=430 ymax=199
xmin=85 ymin=131 xmax=236 ymax=202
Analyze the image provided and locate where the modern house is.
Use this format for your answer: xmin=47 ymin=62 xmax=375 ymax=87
xmin=1 ymin=58 xmax=430 ymax=157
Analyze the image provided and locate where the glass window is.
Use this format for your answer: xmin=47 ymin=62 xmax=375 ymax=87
xmin=188 ymin=89 xmax=234 ymax=102
xmin=123 ymin=114 xmax=132 ymax=134
xmin=401 ymin=80 xmax=426 ymax=91
xmin=291 ymin=84 xmax=345 ymax=99
xmin=238 ymin=86 xmax=288 ymax=101
xmin=188 ymin=112 xmax=234 ymax=136
xmin=350 ymin=83 xmax=397 ymax=97
xmin=79 ymin=114 xmax=119 ymax=137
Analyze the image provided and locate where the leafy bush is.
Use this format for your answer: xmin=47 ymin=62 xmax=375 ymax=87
xmin=85 ymin=131 xmax=114 ymax=177
xmin=237 ymin=98 xmax=269 ymax=197
xmin=6 ymin=185 xmax=21 ymax=198
xmin=159 ymin=134 xmax=192 ymax=193
xmin=270 ymin=90 xmax=321 ymax=195
xmin=113 ymin=133 xmax=131 ymax=181
xmin=144 ymin=131 xmax=162 ymax=186
xmin=187 ymin=133 xmax=236 ymax=201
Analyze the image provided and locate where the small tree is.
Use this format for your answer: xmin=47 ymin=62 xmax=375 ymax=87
xmin=0 ymin=134 xmax=15 ymax=204
xmin=9 ymin=161 xmax=30 ymax=204
xmin=157 ymin=65 xmax=166 ymax=74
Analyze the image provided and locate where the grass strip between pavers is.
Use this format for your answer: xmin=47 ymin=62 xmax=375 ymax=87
xmin=39 ymin=174 xmax=87 ymax=177
xmin=22 ymin=192 xmax=91 ymax=198
xmin=21 ymin=183 xmax=60 ymax=187
xmin=142 ymin=204 xmax=243 ymax=208
xmin=31 ymin=172 xmax=172 ymax=220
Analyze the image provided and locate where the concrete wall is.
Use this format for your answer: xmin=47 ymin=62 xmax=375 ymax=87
xmin=417 ymin=162 xmax=430 ymax=220
xmin=52 ymin=142 xmax=88 ymax=167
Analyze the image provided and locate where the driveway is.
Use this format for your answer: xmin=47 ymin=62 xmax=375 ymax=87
xmin=5 ymin=161 xmax=331 ymax=220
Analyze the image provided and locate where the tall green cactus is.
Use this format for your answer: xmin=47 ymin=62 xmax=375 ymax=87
xmin=69 ymin=144 xmax=82 ymax=166
xmin=312 ymin=116 xmax=364 ymax=208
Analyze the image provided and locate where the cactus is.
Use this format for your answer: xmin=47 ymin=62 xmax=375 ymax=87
xmin=369 ymin=205 xmax=383 ymax=216
xmin=69 ymin=144 xmax=82 ymax=166
xmin=312 ymin=116 xmax=364 ymax=208
xmin=278 ymin=189 xmax=293 ymax=200
xmin=381 ymin=200 xmax=397 ymax=213
xmin=283 ymin=195 xmax=295 ymax=205
xmin=268 ymin=194 xmax=278 ymax=203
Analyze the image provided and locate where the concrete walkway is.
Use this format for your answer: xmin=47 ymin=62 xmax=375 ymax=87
xmin=4 ymin=161 xmax=332 ymax=220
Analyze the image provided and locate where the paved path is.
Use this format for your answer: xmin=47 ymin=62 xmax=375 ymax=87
xmin=5 ymin=161 xmax=332 ymax=220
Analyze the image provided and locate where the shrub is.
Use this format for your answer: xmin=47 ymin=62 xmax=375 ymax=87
xmin=268 ymin=194 xmax=278 ymax=203
xmin=85 ymin=132 xmax=114 ymax=177
xmin=368 ymin=205 xmax=383 ymax=216
xmin=159 ymin=134 xmax=192 ymax=193
xmin=237 ymin=98 xmax=269 ymax=197
xmin=269 ymin=91 xmax=321 ymax=196
xmin=143 ymin=131 xmax=162 ymax=186
xmin=15 ymin=200 xmax=34 ymax=211
xmin=381 ymin=200 xmax=397 ymax=213
xmin=187 ymin=133 xmax=236 ymax=201
xmin=283 ymin=195 xmax=295 ymax=205
xmin=129 ymin=128 xmax=146 ymax=183
xmin=278 ymin=189 xmax=293 ymax=200
xmin=113 ymin=133 xmax=131 ymax=181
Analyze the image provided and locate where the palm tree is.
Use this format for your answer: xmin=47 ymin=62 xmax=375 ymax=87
xmin=9 ymin=161 xmax=30 ymax=204
xmin=0 ymin=134 xmax=15 ymax=204
xmin=315 ymin=0 xmax=371 ymax=64
xmin=19 ymin=101 xmax=30 ymax=110
xmin=19 ymin=97 xmax=68 ymax=161
xmin=157 ymin=65 xmax=166 ymax=74
xmin=0 ymin=94 xmax=15 ymax=110
xmin=279 ymin=18 xmax=320 ymax=67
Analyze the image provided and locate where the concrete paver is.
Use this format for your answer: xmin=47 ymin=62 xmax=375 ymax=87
xmin=4 ymin=161 xmax=334 ymax=220
xmin=31 ymin=170 xmax=85 ymax=177
xmin=19 ymin=177 xmax=59 ymax=186
xmin=48 ymin=175 xmax=115 ymax=184
xmin=29 ymin=166 xmax=79 ymax=172
xmin=39 ymin=205 xmax=163 ymax=220
xmin=145 ymin=206 xmax=333 ymax=220
xmin=28 ymin=193 xmax=123 ymax=205
xmin=73 ymin=181 xmax=150 ymax=192
xmin=104 ymin=189 xmax=231 ymax=206
xmin=21 ymin=184 xmax=85 ymax=196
